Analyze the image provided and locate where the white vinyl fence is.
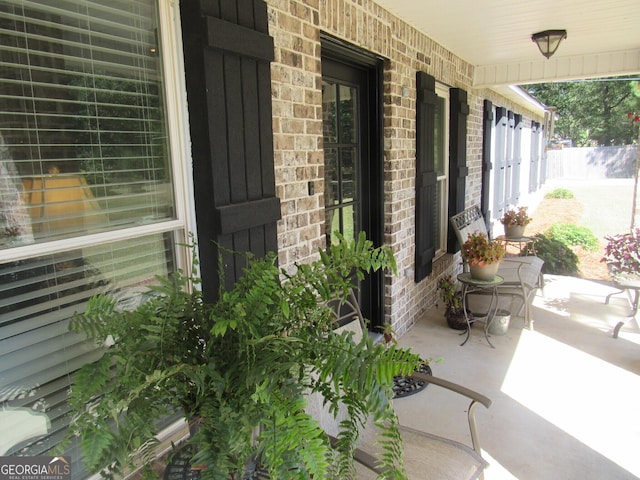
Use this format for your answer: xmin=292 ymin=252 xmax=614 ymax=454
xmin=546 ymin=145 xmax=638 ymax=180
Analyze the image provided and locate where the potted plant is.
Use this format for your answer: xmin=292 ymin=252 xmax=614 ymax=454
xmin=436 ymin=274 xmax=470 ymax=330
xmin=602 ymin=228 xmax=640 ymax=278
xmin=461 ymin=231 xmax=506 ymax=281
xmin=64 ymin=233 xmax=421 ymax=480
xmin=602 ymin=229 xmax=640 ymax=338
xmin=500 ymin=206 xmax=532 ymax=239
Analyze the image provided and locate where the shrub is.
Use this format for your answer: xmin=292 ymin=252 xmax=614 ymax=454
xmin=522 ymin=234 xmax=579 ymax=276
xmin=545 ymin=223 xmax=599 ymax=251
xmin=545 ymin=188 xmax=574 ymax=199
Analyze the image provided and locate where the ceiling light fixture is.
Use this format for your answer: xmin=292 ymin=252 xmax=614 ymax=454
xmin=531 ymin=30 xmax=567 ymax=59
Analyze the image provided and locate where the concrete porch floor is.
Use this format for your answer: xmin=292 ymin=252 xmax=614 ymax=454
xmin=394 ymin=274 xmax=640 ymax=479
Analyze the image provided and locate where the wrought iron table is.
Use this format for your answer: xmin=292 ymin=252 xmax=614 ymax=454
xmin=457 ymin=273 xmax=504 ymax=348
xmin=496 ymin=235 xmax=538 ymax=256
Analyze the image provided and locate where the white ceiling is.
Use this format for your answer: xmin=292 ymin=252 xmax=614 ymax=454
xmin=372 ymin=0 xmax=640 ymax=88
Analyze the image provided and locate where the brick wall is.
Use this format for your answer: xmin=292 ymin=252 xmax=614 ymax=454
xmin=267 ymin=0 xmax=543 ymax=333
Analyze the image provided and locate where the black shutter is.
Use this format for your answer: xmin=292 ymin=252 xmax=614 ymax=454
xmin=481 ymin=100 xmax=493 ymax=221
xmin=447 ymin=88 xmax=469 ymax=252
xmin=414 ymin=72 xmax=437 ymax=282
xmin=181 ymin=0 xmax=281 ymax=300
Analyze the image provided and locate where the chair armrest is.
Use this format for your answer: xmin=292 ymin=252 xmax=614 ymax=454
xmin=410 ymin=372 xmax=491 ymax=409
xmin=410 ymin=372 xmax=491 ymax=456
xmin=331 ymin=373 xmax=492 ymax=478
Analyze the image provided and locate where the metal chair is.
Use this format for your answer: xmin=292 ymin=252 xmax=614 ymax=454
xmin=318 ymin=289 xmax=492 ymax=480
xmin=450 ymin=205 xmax=544 ymax=329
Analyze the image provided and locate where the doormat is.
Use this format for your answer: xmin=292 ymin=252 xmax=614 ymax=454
xmin=393 ymin=362 xmax=432 ymax=398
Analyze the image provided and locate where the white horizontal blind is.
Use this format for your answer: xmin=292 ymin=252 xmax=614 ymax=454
xmin=0 ymin=234 xmax=176 ymax=474
xmin=0 ymin=0 xmax=175 ymax=248
xmin=0 ymin=1 xmax=185 ymax=478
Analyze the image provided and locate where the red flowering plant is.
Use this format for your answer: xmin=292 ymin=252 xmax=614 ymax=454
xmin=461 ymin=231 xmax=506 ymax=265
xmin=500 ymin=206 xmax=532 ymax=227
xmin=601 ymin=229 xmax=640 ymax=276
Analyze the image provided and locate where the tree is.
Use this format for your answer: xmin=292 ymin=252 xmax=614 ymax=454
xmin=525 ymin=78 xmax=640 ymax=146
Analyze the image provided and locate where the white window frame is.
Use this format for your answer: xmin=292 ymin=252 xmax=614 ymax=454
xmin=0 ymin=0 xmax=196 ymax=271
xmin=0 ymin=1 xmax=196 ymax=473
xmin=493 ymin=108 xmax=508 ymax=221
xmin=435 ymin=84 xmax=450 ymax=257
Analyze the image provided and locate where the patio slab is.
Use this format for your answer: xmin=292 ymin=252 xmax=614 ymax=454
xmin=395 ymin=274 xmax=640 ymax=480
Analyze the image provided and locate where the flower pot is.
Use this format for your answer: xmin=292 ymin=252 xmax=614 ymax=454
xmin=469 ymin=262 xmax=499 ymax=281
xmin=504 ymin=224 xmax=526 ymax=239
xmin=446 ymin=310 xmax=471 ymax=330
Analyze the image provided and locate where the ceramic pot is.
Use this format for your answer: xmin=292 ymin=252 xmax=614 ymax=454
xmin=469 ymin=262 xmax=499 ymax=281
xmin=504 ymin=224 xmax=526 ymax=239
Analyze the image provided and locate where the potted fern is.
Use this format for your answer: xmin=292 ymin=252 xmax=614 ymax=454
xmin=461 ymin=231 xmax=506 ymax=281
xmin=65 ymin=233 xmax=421 ymax=480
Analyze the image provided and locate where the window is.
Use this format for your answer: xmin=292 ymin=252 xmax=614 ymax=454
xmin=415 ymin=73 xmax=455 ymax=282
xmin=434 ymin=84 xmax=449 ymax=256
xmin=0 ymin=1 xmax=190 ymax=477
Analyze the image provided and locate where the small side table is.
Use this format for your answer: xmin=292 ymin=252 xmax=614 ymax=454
xmin=495 ymin=235 xmax=538 ymax=256
xmin=457 ymin=273 xmax=504 ymax=348
xmin=605 ymin=272 xmax=640 ymax=338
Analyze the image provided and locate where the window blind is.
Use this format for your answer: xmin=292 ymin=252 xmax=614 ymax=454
xmin=0 ymin=1 xmax=184 ymax=478
xmin=0 ymin=233 xmax=176 ymax=475
xmin=0 ymin=0 xmax=175 ymax=248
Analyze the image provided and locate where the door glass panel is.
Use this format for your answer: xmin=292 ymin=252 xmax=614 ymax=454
xmin=341 ymin=148 xmax=356 ymax=202
xmin=324 ymin=148 xmax=338 ymax=206
xmin=339 ymin=85 xmax=357 ymax=143
xmin=325 ymin=204 xmax=356 ymax=245
xmin=321 ymin=81 xmax=337 ymax=143
xmin=341 ymin=204 xmax=356 ymax=242
xmin=325 ymin=208 xmax=339 ymax=242
xmin=322 ymin=79 xmax=360 ymax=245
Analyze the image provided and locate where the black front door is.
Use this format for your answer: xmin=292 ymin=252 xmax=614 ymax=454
xmin=321 ymin=48 xmax=383 ymax=329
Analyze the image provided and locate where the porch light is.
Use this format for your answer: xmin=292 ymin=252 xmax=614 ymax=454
xmin=531 ymin=30 xmax=567 ymax=59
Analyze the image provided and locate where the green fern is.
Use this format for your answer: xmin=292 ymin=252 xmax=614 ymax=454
xmin=65 ymin=233 xmax=418 ymax=479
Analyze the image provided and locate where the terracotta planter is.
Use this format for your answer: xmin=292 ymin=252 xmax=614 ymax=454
xmin=504 ymin=224 xmax=526 ymax=239
xmin=469 ymin=262 xmax=500 ymax=281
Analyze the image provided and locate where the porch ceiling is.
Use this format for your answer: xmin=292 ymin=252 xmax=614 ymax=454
xmin=372 ymin=0 xmax=640 ymax=88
